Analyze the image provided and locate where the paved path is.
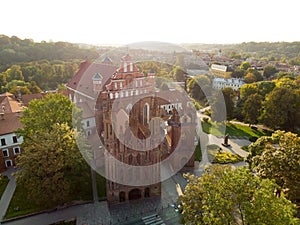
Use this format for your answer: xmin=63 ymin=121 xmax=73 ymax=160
xmin=1 ymin=203 xmax=91 ymax=225
xmin=0 ymin=168 xmax=16 ymax=222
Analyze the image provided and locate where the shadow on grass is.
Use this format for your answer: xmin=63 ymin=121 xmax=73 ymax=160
xmin=0 ymin=175 xmax=9 ymax=199
xmin=201 ymin=121 xmax=271 ymax=138
xmin=4 ymin=167 xmax=97 ymax=220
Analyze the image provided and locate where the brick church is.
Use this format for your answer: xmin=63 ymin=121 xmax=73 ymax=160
xmin=95 ymin=54 xmax=196 ymax=204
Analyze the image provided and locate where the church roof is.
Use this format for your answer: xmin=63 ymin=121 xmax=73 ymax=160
xmin=66 ymin=61 xmax=117 ymax=99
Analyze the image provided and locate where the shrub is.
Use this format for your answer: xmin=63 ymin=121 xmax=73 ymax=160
xmin=202 ymin=117 xmax=209 ymax=123
xmin=249 ymin=136 xmax=258 ymax=142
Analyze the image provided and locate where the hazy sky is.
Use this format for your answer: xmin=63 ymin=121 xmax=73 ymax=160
xmin=1 ymin=0 xmax=299 ymax=45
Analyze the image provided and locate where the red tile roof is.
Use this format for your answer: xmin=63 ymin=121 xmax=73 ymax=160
xmin=0 ymin=112 xmax=23 ymax=135
xmin=66 ymin=61 xmax=117 ymax=99
xmin=21 ymin=93 xmax=45 ymax=106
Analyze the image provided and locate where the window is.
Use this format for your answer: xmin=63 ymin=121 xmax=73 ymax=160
xmin=143 ymin=103 xmax=149 ymax=125
xmin=12 ymin=136 xmax=18 ymax=143
xmin=5 ymin=160 xmax=12 ymax=168
xmin=13 ymin=147 xmax=20 ymax=155
xmin=87 ymin=120 xmax=90 ymax=127
xmin=1 ymin=138 xmax=6 ymax=146
xmin=86 ymin=130 xmax=91 ymax=136
xmin=2 ymin=149 xmax=9 ymax=157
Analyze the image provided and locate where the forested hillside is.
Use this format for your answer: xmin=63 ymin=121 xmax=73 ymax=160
xmin=0 ymin=35 xmax=100 ymax=92
xmin=183 ymin=42 xmax=300 ymax=64
xmin=0 ymin=35 xmax=98 ymax=67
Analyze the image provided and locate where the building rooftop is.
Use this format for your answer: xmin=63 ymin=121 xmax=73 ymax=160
xmin=0 ymin=112 xmax=23 ymax=135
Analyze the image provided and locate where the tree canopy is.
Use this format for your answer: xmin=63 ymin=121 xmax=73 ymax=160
xmin=180 ymin=165 xmax=299 ymax=225
xmin=247 ymin=130 xmax=300 ymax=202
xmin=16 ymin=93 xmax=90 ymax=207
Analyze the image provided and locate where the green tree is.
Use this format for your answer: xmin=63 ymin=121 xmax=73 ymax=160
xmin=242 ymin=93 xmax=262 ymax=126
xmin=231 ymin=68 xmax=245 ymax=78
xmin=16 ymin=123 xmax=89 ymax=207
xmin=263 ymin=65 xmax=278 ymax=78
xmin=261 ymin=87 xmax=300 ymax=131
xmin=181 ymin=165 xmax=298 ymax=225
xmin=257 ymin=81 xmax=275 ymax=98
xmin=187 ymin=75 xmax=211 ymax=102
xmin=6 ymin=65 xmax=24 ymax=81
xmin=239 ymin=83 xmax=258 ymax=101
xmin=239 ymin=61 xmax=251 ymax=70
xmin=246 ymin=68 xmax=263 ymax=82
xmin=18 ymin=93 xmax=81 ymax=138
xmin=222 ymin=87 xmax=235 ymax=120
xmin=9 ymin=85 xmax=31 ymax=96
xmin=244 ymin=72 xmax=257 ymax=83
xmin=0 ymin=72 xmax=7 ymax=93
xmin=172 ymin=66 xmax=186 ymax=82
xmin=27 ymin=81 xmax=42 ymax=93
xmin=16 ymin=94 xmax=89 ymax=207
xmin=247 ymin=131 xmax=300 ymax=202
xmin=210 ymin=91 xmax=226 ymax=122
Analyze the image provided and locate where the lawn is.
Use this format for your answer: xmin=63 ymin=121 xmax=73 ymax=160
xmin=4 ymin=185 xmax=47 ymax=219
xmin=50 ymin=219 xmax=76 ymax=225
xmin=194 ymin=141 xmax=202 ymax=161
xmin=0 ymin=175 xmax=9 ymax=199
xmin=5 ymin=167 xmax=94 ymax=219
xmin=202 ymin=121 xmax=271 ymax=138
xmin=207 ymin=144 xmax=244 ymax=164
xmin=96 ymin=173 xmax=106 ymax=199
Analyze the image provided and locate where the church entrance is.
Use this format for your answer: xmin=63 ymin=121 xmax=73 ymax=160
xmin=119 ymin=191 xmax=126 ymax=202
xmin=128 ymin=188 xmax=142 ymax=200
xmin=144 ymin=187 xmax=150 ymax=198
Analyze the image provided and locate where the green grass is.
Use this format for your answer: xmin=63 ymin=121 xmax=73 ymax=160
xmin=202 ymin=121 xmax=271 ymax=138
xmin=5 ymin=167 xmax=94 ymax=219
xmin=207 ymin=144 xmax=244 ymax=164
xmin=194 ymin=142 xmax=202 ymax=161
xmin=96 ymin=173 xmax=106 ymax=198
xmin=50 ymin=219 xmax=76 ymax=225
xmin=0 ymin=175 xmax=9 ymax=199
xmin=4 ymin=185 xmax=48 ymax=219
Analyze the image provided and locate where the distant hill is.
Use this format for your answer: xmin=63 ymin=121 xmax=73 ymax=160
xmin=181 ymin=42 xmax=300 ymax=62
xmin=0 ymin=35 xmax=99 ymax=69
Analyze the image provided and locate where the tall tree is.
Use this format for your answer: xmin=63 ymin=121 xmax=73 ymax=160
xmin=247 ymin=130 xmax=300 ymax=203
xmin=261 ymin=87 xmax=300 ymax=131
xmin=16 ymin=94 xmax=89 ymax=207
xmin=16 ymin=123 xmax=89 ymax=207
xmin=239 ymin=83 xmax=258 ymax=101
xmin=222 ymin=87 xmax=235 ymax=120
xmin=187 ymin=75 xmax=211 ymax=102
xmin=210 ymin=90 xmax=227 ymax=123
xmin=242 ymin=93 xmax=262 ymax=126
xmin=244 ymin=72 xmax=257 ymax=83
xmin=263 ymin=65 xmax=278 ymax=78
xmin=257 ymin=81 xmax=275 ymax=97
xmin=181 ymin=165 xmax=299 ymax=225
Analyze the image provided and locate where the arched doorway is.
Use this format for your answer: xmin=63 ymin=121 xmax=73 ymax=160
xmin=119 ymin=191 xmax=126 ymax=202
xmin=144 ymin=187 xmax=150 ymax=198
xmin=128 ymin=188 xmax=142 ymax=200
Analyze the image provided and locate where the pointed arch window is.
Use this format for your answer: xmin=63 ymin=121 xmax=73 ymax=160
xmin=143 ymin=103 xmax=150 ymax=125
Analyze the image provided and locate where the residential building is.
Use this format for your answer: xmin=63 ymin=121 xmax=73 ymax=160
xmin=212 ymin=77 xmax=245 ymax=90
xmin=0 ymin=93 xmax=24 ymax=172
xmin=209 ymin=64 xmax=232 ymax=78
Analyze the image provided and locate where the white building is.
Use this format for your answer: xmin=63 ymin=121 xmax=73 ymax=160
xmin=212 ymin=77 xmax=245 ymax=90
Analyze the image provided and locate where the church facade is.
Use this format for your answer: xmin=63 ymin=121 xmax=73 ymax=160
xmin=96 ymin=54 xmax=196 ymax=204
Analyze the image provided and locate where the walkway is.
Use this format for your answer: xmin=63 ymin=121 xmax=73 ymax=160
xmin=0 ymin=168 xmax=16 ymax=223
